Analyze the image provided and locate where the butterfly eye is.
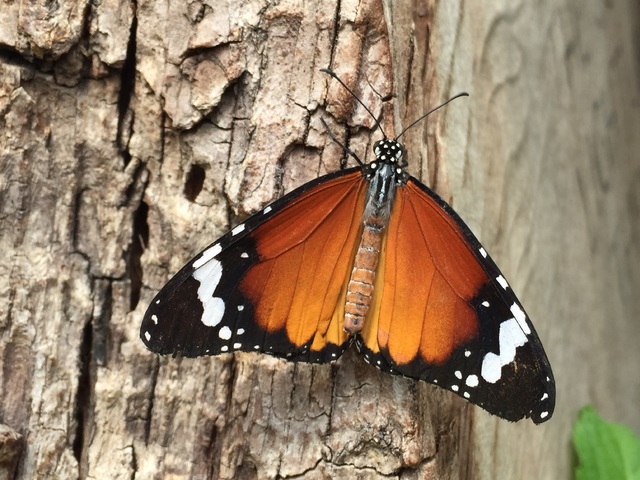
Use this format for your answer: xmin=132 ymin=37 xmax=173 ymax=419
xmin=373 ymin=140 xmax=383 ymax=156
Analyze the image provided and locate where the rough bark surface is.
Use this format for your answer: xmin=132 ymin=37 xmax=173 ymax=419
xmin=1 ymin=1 xmax=639 ymax=479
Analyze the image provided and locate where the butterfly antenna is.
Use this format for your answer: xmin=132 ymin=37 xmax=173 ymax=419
xmin=320 ymin=68 xmax=388 ymax=139
xmin=395 ymin=92 xmax=469 ymax=141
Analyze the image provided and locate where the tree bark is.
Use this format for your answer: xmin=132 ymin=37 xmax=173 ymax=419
xmin=1 ymin=1 xmax=639 ymax=479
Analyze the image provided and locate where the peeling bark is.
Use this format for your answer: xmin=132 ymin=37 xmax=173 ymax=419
xmin=1 ymin=1 xmax=640 ymax=479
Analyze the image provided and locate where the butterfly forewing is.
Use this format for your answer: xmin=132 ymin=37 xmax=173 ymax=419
xmin=357 ymin=177 xmax=555 ymax=423
xmin=141 ymin=168 xmax=366 ymax=361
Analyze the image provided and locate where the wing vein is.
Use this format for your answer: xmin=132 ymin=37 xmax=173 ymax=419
xmin=407 ymin=192 xmax=471 ymax=303
xmin=267 ymin=181 xmax=363 ymax=258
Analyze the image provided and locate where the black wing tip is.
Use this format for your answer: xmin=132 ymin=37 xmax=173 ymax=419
xmin=532 ymin=381 xmax=556 ymax=425
xmin=359 ymin=340 xmax=557 ymax=425
xmin=472 ymin=394 xmax=555 ymax=424
xmin=529 ymin=401 xmax=555 ymax=424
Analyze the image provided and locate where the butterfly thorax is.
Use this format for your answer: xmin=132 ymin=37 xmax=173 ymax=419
xmin=344 ymin=140 xmax=407 ymax=334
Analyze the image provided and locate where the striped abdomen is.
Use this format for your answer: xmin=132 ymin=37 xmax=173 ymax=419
xmin=344 ymin=216 xmax=385 ymax=333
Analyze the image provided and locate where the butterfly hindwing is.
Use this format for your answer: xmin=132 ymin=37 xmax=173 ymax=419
xmin=141 ymin=168 xmax=367 ymax=362
xmin=358 ymin=176 xmax=555 ymax=423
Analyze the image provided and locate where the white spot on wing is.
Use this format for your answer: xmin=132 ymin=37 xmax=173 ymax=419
xmin=144 ymin=331 xmax=151 ymax=342
xmin=455 ymin=371 xmax=462 ymax=379
xmin=237 ymin=305 xmax=244 ymax=311
xmin=193 ymin=259 xmax=225 ymax=327
xmin=463 ymin=392 xmax=470 ymax=398
xmin=496 ymin=275 xmax=509 ymax=290
xmin=151 ymin=315 xmax=158 ymax=325
xmin=232 ymin=224 xmax=245 ymax=236
xmin=241 ymin=252 xmax=249 ymax=258
xmin=263 ymin=206 xmax=272 ymax=214
xmin=464 ymin=350 xmax=471 ymax=357
xmin=540 ymin=411 xmax=549 ymax=419
xmin=479 ymin=247 xmax=487 ymax=258
xmin=465 ymin=375 xmax=479 ymax=387
xmin=218 ymin=326 xmax=232 ymax=340
xmin=451 ymin=385 xmax=459 ymax=392
xmin=481 ymin=301 xmax=490 ymax=307
xmin=237 ymin=328 xmax=245 ymax=335
xmin=233 ymin=342 xmax=242 ymax=349
xmin=541 ymin=393 xmax=548 ymax=401
xmin=221 ymin=345 xmax=229 ymax=352
xmin=480 ymin=318 xmax=528 ymax=383
xmin=193 ymin=244 xmax=223 ymax=269
xmin=510 ymin=303 xmax=530 ymax=334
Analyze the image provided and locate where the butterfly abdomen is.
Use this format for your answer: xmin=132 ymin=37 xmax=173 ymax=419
xmin=344 ymin=219 xmax=385 ymax=333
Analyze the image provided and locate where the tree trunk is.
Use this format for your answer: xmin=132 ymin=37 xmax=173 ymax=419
xmin=1 ymin=1 xmax=639 ymax=479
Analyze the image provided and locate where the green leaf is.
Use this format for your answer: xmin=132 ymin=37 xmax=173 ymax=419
xmin=573 ymin=406 xmax=640 ymax=480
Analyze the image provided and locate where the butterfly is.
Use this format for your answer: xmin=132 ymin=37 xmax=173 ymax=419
xmin=141 ymin=68 xmax=555 ymax=424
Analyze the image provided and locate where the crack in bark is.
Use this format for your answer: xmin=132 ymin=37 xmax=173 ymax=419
xmin=129 ymin=442 xmax=137 ymax=480
xmin=204 ymin=414 xmax=219 ymax=480
xmin=143 ymin=357 xmax=159 ymax=446
xmin=128 ymin=197 xmax=149 ymax=311
xmin=328 ymin=0 xmax=342 ymax=66
xmin=71 ymin=187 xmax=88 ymax=256
xmin=117 ymin=5 xmax=138 ymax=168
xmin=72 ymin=318 xmax=93 ymax=477
xmin=93 ymin=280 xmax=112 ymax=367
xmin=403 ymin=35 xmax=415 ymax=112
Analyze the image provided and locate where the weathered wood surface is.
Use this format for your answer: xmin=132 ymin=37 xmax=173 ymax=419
xmin=1 ymin=1 xmax=639 ymax=479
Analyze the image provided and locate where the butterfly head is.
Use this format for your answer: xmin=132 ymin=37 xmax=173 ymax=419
xmin=373 ymin=139 xmax=405 ymax=163
xmin=367 ymin=139 xmax=409 ymax=185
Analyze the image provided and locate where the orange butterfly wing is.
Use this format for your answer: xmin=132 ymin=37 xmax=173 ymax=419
xmin=142 ymin=169 xmax=366 ymax=362
xmin=357 ymin=178 xmax=555 ymax=423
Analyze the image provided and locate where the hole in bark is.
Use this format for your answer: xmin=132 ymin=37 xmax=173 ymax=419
xmin=130 ymin=200 xmax=149 ymax=311
xmin=184 ymin=164 xmax=206 ymax=202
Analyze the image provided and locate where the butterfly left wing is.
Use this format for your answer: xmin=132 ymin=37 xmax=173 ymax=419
xmin=141 ymin=168 xmax=367 ymax=362
xmin=357 ymin=177 xmax=555 ymax=423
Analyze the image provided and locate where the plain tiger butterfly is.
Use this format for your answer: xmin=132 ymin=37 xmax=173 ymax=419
xmin=141 ymin=68 xmax=555 ymax=424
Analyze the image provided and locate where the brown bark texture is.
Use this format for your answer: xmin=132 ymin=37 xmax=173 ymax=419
xmin=1 ymin=0 xmax=639 ymax=479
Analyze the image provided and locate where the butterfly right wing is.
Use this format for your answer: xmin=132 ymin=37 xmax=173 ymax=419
xmin=141 ymin=168 xmax=368 ymax=362
xmin=357 ymin=177 xmax=555 ymax=423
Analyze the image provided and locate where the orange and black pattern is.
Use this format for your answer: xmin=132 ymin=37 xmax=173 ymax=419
xmin=142 ymin=139 xmax=555 ymax=424
xmin=142 ymin=88 xmax=554 ymax=425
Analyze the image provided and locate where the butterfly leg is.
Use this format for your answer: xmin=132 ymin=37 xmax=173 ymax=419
xmin=320 ymin=117 xmax=364 ymax=166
